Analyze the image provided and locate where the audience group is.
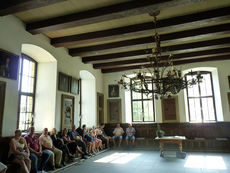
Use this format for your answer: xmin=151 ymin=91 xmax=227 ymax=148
xmin=0 ymin=123 xmax=136 ymax=173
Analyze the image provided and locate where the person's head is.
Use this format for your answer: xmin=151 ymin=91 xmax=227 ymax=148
xmin=15 ymin=129 xmax=22 ymax=138
xmin=100 ymin=123 xmax=105 ymax=129
xmin=95 ymin=129 xmax=99 ymax=135
xmin=116 ymin=123 xmax=120 ymax=128
xmin=43 ymin=128 xmax=48 ymax=135
xmin=63 ymin=128 xmax=68 ymax=135
xmin=82 ymin=124 xmax=86 ymax=129
xmin=92 ymin=126 xmax=95 ymax=130
xmin=72 ymin=125 xmax=76 ymax=131
xmin=28 ymin=126 xmax=35 ymax=135
xmin=128 ymin=123 xmax=132 ymax=128
xmin=51 ymin=128 xmax=57 ymax=135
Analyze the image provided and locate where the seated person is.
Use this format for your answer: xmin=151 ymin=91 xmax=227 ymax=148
xmin=0 ymin=162 xmax=7 ymax=173
xmin=112 ymin=124 xmax=124 ymax=147
xmin=39 ymin=128 xmax=62 ymax=169
xmin=50 ymin=128 xmax=74 ymax=165
xmin=97 ymin=123 xmax=110 ymax=148
xmin=24 ymin=127 xmax=50 ymax=173
xmin=68 ymin=125 xmax=88 ymax=159
xmin=8 ymin=129 xmax=31 ymax=173
xmin=62 ymin=128 xmax=84 ymax=157
xmin=126 ymin=123 xmax=136 ymax=145
xmin=83 ymin=125 xmax=95 ymax=155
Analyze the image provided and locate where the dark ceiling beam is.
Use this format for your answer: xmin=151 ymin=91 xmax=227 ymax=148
xmin=69 ymin=23 xmax=230 ymax=57
xmin=93 ymin=47 xmax=230 ymax=69
xmin=0 ymin=0 xmax=67 ymax=16
xmin=82 ymin=37 xmax=230 ymax=63
xmin=26 ymin=0 xmax=208 ymax=34
xmin=53 ymin=6 xmax=230 ymax=47
xmin=101 ymin=54 xmax=230 ymax=73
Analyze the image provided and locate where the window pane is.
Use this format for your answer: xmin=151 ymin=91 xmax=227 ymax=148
xmin=27 ymin=96 xmax=33 ymax=112
xmin=132 ymin=101 xmax=143 ymax=121
xmin=132 ymin=91 xmax=141 ymax=99
xmin=22 ymin=59 xmax=30 ymax=76
xmin=20 ymin=95 xmax=27 ymax=113
xmin=143 ymin=101 xmax=154 ymax=121
xmin=200 ymin=73 xmax=212 ymax=96
xmin=202 ymin=98 xmax=215 ymax=121
xmin=143 ymin=83 xmax=153 ymax=99
xmin=189 ymin=98 xmax=202 ymax=122
xmin=19 ymin=113 xmax=26 ymax=130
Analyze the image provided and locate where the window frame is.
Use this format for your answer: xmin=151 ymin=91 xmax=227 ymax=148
xmin=17 ymin=54 xmax=37 ymax=130
xmin=130 ymin=79 xmax=155 ymax=122
xmin=185 ymin=71 xmax=217 ymax=123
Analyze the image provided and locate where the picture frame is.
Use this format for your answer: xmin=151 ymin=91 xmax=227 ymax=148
xmin=0 ymin=81 xmax=6 ymax=137
xmin=70 ymin=77 xmax=79 ymax=95
xmin=107 ymin=99 xmax=121 ymax=123
xmin=162 ymin=96 xmax=179 ymax=122
xmin=61 ymin=94 xmax=74 ymax=131
xmin=228 ymin=76 xmax=230 ymax=89
xmin=0 ymin=49 xmax=19 ymax=80
xmin=228 ymin=92 xmax=230 ymax=112
xmin=58 ymin=72 xmax=70 ymax=92
xmin=108 ymin=84 xmax=119 ymax=97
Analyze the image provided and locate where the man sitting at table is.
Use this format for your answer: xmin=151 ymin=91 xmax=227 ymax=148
xmin=112 ymin=124 xmax=124 ymax=147
xmin=126 ymin=123 xmax=136 ymax=146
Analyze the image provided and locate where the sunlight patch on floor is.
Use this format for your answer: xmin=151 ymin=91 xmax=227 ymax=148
xmin=184 ymin=155 xmax=227 ymax=170
xmin=94 ymin=152 xmax=141 ymax=164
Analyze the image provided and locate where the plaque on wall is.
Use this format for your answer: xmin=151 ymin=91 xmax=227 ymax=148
xmin=162 ymin=96 xmax=179 ymax=122
xmin=107 ymin=99 xmax=121 ymax=123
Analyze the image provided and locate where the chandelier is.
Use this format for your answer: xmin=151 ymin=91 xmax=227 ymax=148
xmin=118 ymin=12 xmax=202 ymax=99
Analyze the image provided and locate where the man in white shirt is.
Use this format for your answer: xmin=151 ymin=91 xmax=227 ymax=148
xmin=39 ymin=128 xmax=62 ymax=170
xmin=112 ymin=124 xmax=124 ymax=147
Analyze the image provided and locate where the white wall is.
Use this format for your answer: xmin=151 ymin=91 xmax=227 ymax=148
xmin=80 ymin=70 xmax=96 ymax=127
xmin=34 ymin=62 xmax=57 ymax=131
xmin=103 ymin=59 xmax=230 ymax=123
xmin=0 ymin=15 xmax=103 ymax=136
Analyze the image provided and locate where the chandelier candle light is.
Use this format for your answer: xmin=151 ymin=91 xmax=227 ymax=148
xmin=118 ymin=11 xmax=203 ymax=99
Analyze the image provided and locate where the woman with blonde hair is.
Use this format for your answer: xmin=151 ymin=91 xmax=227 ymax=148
xmin=8 ymin=129 xmax=31 ymax=173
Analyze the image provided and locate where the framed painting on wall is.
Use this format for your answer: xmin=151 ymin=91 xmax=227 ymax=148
xmin=228 ymin=76 xmax=230 ymax=89
xmin=228 ymin=92 xmax=230 ymax=112
xmin=108 ymin=85 xmax=119 ymax=97
xmin=70 ymin=77 xmax=79 ymax=95
xmin=162 ymin=96 xmax=179 ymax=122
xmin=61 ymin=94 xmax=74 ymax=130
xmin=58 ymin=72 xmax=70 ymax=92
xmin=107 ymin=99 xmax=121 ymax=123
xmin=0 ymin=49 xmax=19 ymax=80
xmin=0 ymin=81 xmax=6 ymax=137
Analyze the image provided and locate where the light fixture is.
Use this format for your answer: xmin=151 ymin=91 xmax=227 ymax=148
xmin=118 ymin=11 xmax=202 ymax=99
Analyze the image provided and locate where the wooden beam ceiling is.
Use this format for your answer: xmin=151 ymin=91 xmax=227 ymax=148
xmin=0 ymin=0 xmax=67 ymax=16
xmin=93 ymin=47 xmax=230 ymax=69
xmin=26 ymin=0 xmax=208 ymax=34
xmin=101 ymin=54 xmax=230 ymax=73
xmin=52 ymin=6 xmax=230 ymax=48
xmin=81 ymin=37 xmax=230 ymax=63
xmin=69 ymin=23 xmax=230 ymax=57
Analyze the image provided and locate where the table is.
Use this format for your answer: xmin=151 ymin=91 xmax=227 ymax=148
xmin=155 ymin=136 xmax=186 ymax=154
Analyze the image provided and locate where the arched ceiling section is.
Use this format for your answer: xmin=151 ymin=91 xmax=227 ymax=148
xmin=21 ymin=44 xmax=56 ymax=62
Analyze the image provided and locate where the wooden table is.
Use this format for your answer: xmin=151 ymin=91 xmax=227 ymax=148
xmin=155 ymin=136 xmax=186 ymax=154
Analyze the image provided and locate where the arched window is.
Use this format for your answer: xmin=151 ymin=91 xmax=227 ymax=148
xmin=18 ymin=54 xmax=37 ymax=130
xmin=185 ymin=71 xmax=216 ymax=122
xmin=131 ymin=79 xmax=155 ymax=122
